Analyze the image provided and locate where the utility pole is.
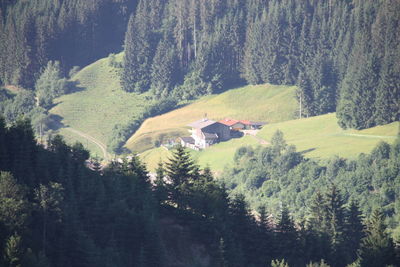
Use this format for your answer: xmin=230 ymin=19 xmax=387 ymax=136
xmin=299 ymin=96 xmax=302 ymax=119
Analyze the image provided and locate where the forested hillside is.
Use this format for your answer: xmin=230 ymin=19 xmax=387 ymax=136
xmin=0 ymin=117 xmax=398 ymax=267
xmin=0 ymin=0 xmax=137 ymax=88
xmin=1 ymin=0 xmax=398 ymax=146
xmin=121 ymin=0 xmax=399 ymax=129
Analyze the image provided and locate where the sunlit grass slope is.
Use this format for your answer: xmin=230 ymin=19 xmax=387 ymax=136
xmin=257 ymin=113 xmax=399 ymax=159
xmin=126 ymin=84 xmax=297 ymax=152
xmin=141 ymin=114 xmax=398 ymax=173
xmin=50 ymin=53 xmax=152 ymax=149
xmin=140 ymin=135 xmax=262 ymax=173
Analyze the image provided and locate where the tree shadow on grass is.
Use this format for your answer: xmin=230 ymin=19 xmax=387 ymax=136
xmin=47 ymin=114 xmax=67 ymax=131
xmin=66 ymin=80 xmax=85 ymax=94
xmin=299 ymin=148 xmax=316 ymax=155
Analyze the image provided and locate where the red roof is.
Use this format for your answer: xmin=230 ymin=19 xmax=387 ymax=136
xmin=239 ymin=120 xmax=251 ymax=125
xmin=218 ymin=118 xmax=240 ymax=126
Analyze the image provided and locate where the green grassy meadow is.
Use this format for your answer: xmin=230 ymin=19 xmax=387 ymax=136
xmin=126 ymin=84 xmax=297 ymax=152
xmin=48 ymin=54 xmax=397 ymax=169
xmin=50 ymin=53 xmax=153 ymax=155
xmin=257 ymin=113 xmax=399 ymax=159
xmin=140 ymin=113 xmax=398 ymax=173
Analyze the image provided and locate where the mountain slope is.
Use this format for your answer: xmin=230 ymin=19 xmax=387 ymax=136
xmin=140 ymin=114 xmax=398 ymax=172
xmin=49 ymin=53 xmax=154 ymax=157
xmin=126 ymin=84 xmax=298 ymax=152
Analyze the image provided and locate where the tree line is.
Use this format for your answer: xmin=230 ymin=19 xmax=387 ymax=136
xmin=222 ymin=130 xmax=400 ymax=251
xmin=121 ymin=0 xmax=400 ymax=129
xmin=1 ymin=117 xmax=399 ymax=266
xmin=0 ymin=0 xmax=137 ymax=88
xmin=1 ymin=0 xmax=398 ymax=135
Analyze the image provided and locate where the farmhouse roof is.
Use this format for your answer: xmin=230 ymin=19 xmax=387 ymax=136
xmin=188 ymin=118 xmax=216 ymax=129
xmin=219 ymin=118 xmax=241 ymax=126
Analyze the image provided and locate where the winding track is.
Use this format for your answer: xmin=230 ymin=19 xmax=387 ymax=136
xmin=64 ymin=127 xmax=109 ymax=160
xmin=341 ymin=133 xmax=397 ymax=139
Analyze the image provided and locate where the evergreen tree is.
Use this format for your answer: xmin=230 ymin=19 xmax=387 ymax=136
xmin=343 ymin=200 xmax=364 ymax=264
xmin=165 ymin=145 xmax=198 ymax=209
xmin=150 ymin=39 xmax=179 ymax=98
xmin=358 ymin=209 xmax=397 ymax=267
xmin=271 ymin=259 xmax=289 ymax=267
xmin=4 ymin=234 xmax=23 ymax=267
xmin=271 ymin=130 xmax=287 ymax=156
xmin=121 ymin=1 xmax=161 ymax=93
xmin=324 ymin=185 xmax=346 ymax=266
xmin=374 ymin=50 xmax=400 ymax=125
xmin=154 ymin=161 xmax=167 ymax=205
xmin=296 ymin=71 xmax=314 ymax=118
xmin=35 ymin=61 xmax=68 ymax=108
xmin=275 ymin=204 xmax=299 ymax=265
xmin=0 ymin=172 xmax=30 ymax=234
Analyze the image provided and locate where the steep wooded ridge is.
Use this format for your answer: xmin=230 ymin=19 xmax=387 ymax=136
xmin=121 ymin=0 xmax=399 ymax=129
xmin=0 ymin=118 xmax=399 ymax=267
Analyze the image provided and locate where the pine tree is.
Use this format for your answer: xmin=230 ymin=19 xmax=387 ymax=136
xmin=0 ymin=172 xmax=30 ymax=233
xmin=4 ymin=234 xmax=23 ymax=267
xmin=358 ymin=209 xmax=397 ymax=267
xmin=154 ymin=160 xmax=167 ymax=205
xmin=35 ymin=61 xmax=68 ymax=108
xmin=324 ymin=185 xmax=346 ymax=266
xmin=150 ymin=39 xmax=179 ymax=98
xmin=275 ymin=204 xmax=299 ymax=265
xmin=271 ymin=259 xmax=289 ymax=267
xmin=121 ymin=1 xmax=160 ymax=93
xmin=297 ymin=71 xmax=314 ymax=118
xmin=165 ymin=145 xmax=198 ymax=209
xmin=343 ymin=200 xmax=364 ymax=264
xmin=374 ymin=50 xmax=400 ymax=125
xmin=271 ymin=130 xmax=287 ymax=156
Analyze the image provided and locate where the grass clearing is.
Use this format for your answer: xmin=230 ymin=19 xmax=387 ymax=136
xmin=126 ymin=84 xmax=297 ymax=152
xmin=140 ymin=135 xmax=262 ymax=173
xmin=50 ymin=53 xmax=153 ymax=150
xmin=57 ymin=128 xmax=105 ymax=159
xmin=257 ymin=113 xmax=399 ymax=159
xmin=140 ymin=113 xmax=398 ymax=173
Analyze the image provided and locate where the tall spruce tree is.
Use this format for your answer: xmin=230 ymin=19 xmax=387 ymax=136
xmin=165 ymin=145 xmax=198 ymax=209
xmin=358 ymin=209 xmax=397 ymax=267
xmin=343 ymin=200 xmax=364 ymax=264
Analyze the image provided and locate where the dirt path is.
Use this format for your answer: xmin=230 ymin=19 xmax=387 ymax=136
xmin=251 ymin=134 xmax=270 ymax=145
xmin=342 ymin=133 xmax=397 ymax=139
xmin=64 ymin=127 xmax=110 ymax=160
xmin=242 ymin=130 xmax=270 ymax=145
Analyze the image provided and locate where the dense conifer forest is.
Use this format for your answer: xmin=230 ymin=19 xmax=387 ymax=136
xmin=1 ymin=0 xmax=400 ymax=266
xmin=0 ymin=117 xmax=399 ymax=266
xmin=121 ymin=0 xmax=400 ymax=129
xmin=1 ymin=0 xmax=399 ymax=131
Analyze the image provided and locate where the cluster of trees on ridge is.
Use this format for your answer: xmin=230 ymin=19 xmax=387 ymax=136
xmin=121 ymin=0 xmax=400 ymax=129
xmin=0 ymin=60 xmax=78 ymax=139
xmin=1 ymin=116 xmax=399 ymax=266
xmin=221 ymin=130 xmax=400 ymax=243
xmin=0 ymin=0 xmax=137 ymax=88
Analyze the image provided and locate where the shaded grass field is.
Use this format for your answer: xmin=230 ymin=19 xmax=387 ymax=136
xmin=50 ymin=53 xmax=153 ymax=149
xmin=126 ymin=84 xmax=297 ymax=152
xmin=140 ymin=113 xmax=398 ymax=173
